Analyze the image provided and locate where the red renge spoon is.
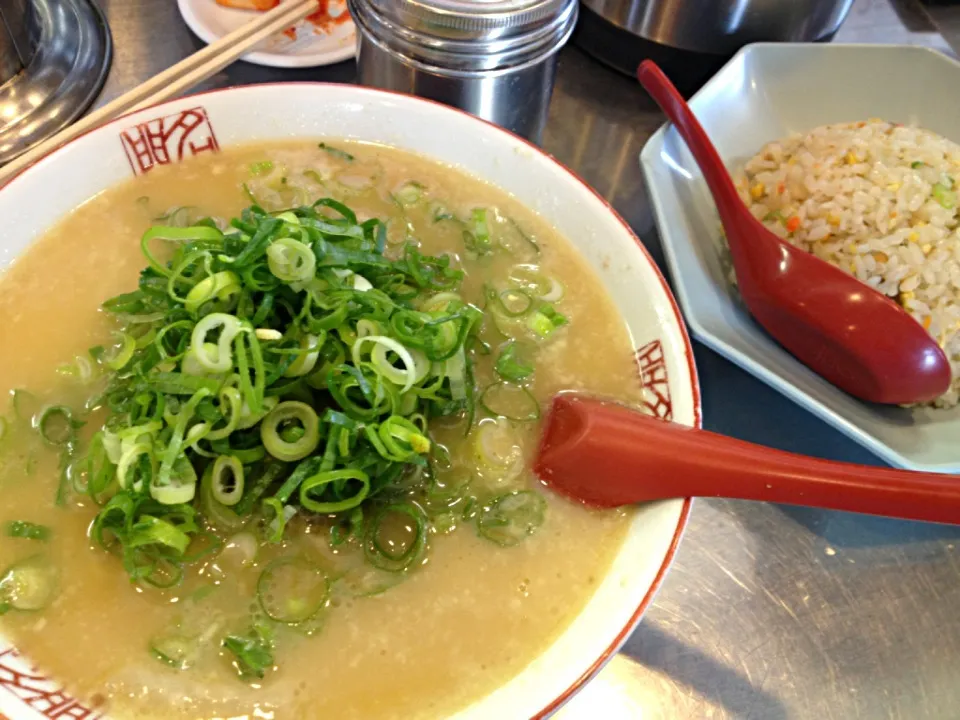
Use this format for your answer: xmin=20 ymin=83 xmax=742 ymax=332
xmin=637 ymin=60 xmax=951 ymax=405
xmin=534 ymin=394 xmax=960 ymax=523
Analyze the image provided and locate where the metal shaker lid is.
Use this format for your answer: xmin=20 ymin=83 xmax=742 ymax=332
xmin=350 ymin=0 xmax=578 ymax=72
xmin=367 ymin=0 xmax=571 ymax=35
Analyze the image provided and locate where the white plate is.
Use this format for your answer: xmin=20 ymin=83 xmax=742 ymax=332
xmin=0 ymin=83 xmax=699 ymax=719
xmin=642 ymin=43 xmax=960 ymax=472
xmin=178 ymin=0 xmax=356 ymax=68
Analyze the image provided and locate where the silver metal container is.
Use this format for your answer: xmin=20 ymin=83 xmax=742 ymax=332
xmin=581 ymin=0 xmax=854 ymax=56
xmin=0 ymin=0 xmax=111 ymax=163
xmin=348 ymin=0 xmax=578 ymax=143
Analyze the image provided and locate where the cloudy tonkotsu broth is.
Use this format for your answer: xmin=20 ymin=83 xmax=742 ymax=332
xmin=0 ymin=141 xmax=640 ymax=719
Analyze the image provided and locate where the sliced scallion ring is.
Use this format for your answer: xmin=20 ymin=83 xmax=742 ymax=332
xmin=283 ymin=334 xmax=324 ymax=378
xmin=497 ymin=216 xmax=540 ymax=259
xmin=200 ymin=461 xmax=245 ymax=532
xmin=220 ymin=531 xmax=258 ymax=568
xmin=150 ymin=455 xmax=198 ymax=505
xmin=140 ymin=225 xmax=223 ymax=277
xmin=181 ymin=343 xmax=222 ymax=377
xmin=150 ymin=633 xmax=198 ymax=671
xmin=266 ymin=237 xmax=316 ymax=283
xmin=497 ymin=289 xmax=533 ymax=317
xmin=210 ymin=455 xmax=244 ymax=506
xmin=34 ymin=405 xmax=78 ymax=446
xmin=299 ymin=468 xmax=370 ymax=513
xmin=508 ymin=264 xmax=552 ymax=296
xmin=477 ymin=491 xmax=547 ymax=547
xmin=257 ymin=557 xmax=329 ymax=624
xmin=473 ymin=418 xmax=522 ymax=472
xmin=204 ymin=387 xmax=243 ymax=442
xmin=102 ymin=331 xmax=137 ymax=371
xmin=190 ymin=313 xmax=245 ymax=373
xmin=351 ymin=335 xmax=418 ymax=392
xmin=364 ymin=502 xmax=428 ymax=572
xmin=260 ymin=498 xmax=290 ymax=543
xmin=0 ymin=554 xmax=59 ymax=612
xmin=479 ymin=382 xmax=541 ymax=422
xmin=394 ymin=181 xmax=424 ymax=206
xmin=260 ymin=401 xmax=320 ymax=462
xmin=184 ymin=271 xmax=241 ymax=315
xmin=236 ymin=395 xmax=278 ymax=430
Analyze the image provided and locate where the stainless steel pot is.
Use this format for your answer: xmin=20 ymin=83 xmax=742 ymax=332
xmin=0 ymin=0 xmax=111 ymax=163
xmin=581 ymin=0 xmax=854 ymax=55
xmin=348 ymin=0 xmax=578 ymax=143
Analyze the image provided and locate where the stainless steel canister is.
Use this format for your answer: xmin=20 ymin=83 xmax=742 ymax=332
xmin=580 ymin=0 xmax=853 ymax=56
xmin=347 ymin=0 xmax=578 ymax=143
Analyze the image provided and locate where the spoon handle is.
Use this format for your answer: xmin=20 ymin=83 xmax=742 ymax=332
xmin=535 ymin=396 xmax=960 ymax=524
xmin=637 ymin=61 xmax=748 ymax=235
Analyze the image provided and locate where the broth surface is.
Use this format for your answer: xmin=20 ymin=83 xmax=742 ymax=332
xmin=0 ymin=142 xmax=641 ymax=719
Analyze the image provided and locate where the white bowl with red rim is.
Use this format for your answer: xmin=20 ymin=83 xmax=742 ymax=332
xmin=0 ymin=84 xmax=700 ymax=719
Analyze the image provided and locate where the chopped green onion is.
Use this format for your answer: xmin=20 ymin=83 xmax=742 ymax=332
xmin=0 ymin=554 xmax=58 ymax=612
xmin=220 ymin=532 xmax=258 ymax=568
xmin=200 ymin=461 xmax=245 ymax=532
xmin=911 ymin=161 xmax=926 ymax=169
xmin=151 ymin=633 xmax=199 ymax=670
xmin=6 ymin=521 xmax=50 ymax=541
xmin=465 ymin=208 xmax=493 ymax=255
xmin=300 ymin=468 xmax=370 ymax=513
xmin=394 ymin=181 xmax=424 ymax=206
xmin=34 ymin=406 xmax=79 ymax=446
xmin=10 ymin=389 xmax=38 ymax=421
xmin=140 ymin=225 xmax=223 ymax=277
xmin=184 ymin=271 xmax=241 ymax=315
xmin=223 ymin=627 xmax=273 ymax=678
xmin=210 ymin=455 xmax=244 ymax=506
xmin=260 ymin=498 xmax=289 ymax=543
xmin=495 ymin=342 xmax=534 ymax=382
xmin=257 ymin=557 xmax=329 ymax=624
xmin=527 ymin=304 xmax=567 ymax=338
xmin=260 ymin=401 xmax=320 ymax=461
xmin=473 ymin=418 xmax=521 ymax=471
xmin=477 ymin=491 xmax=546 ymax=547
xmin=498 ymin=216 xmax=540 ymax=258
xmin=497 ymin=289 xmax=533 ymax=317
xmin=318 ymin=142 xmax=354 ymax=161
xmin=352 ymin=335 xmax=418 ymax=392
xmin=249 ymin=160 xmax=275 ymax=176
xmin=364 ymin=502 xmax=428 ymax=572
xmin=933 ymin=182 xmax=957 ymax=209
xmin=432 ymin=203 xmax=455 ymax=222
xmin=266 ymin=237 xmax=316 ymax=283
xmin=101 ymin=332 xmax=137 ymax=371
xmin=68 ymin=194 xmax=515 ymax=639
xmin=190 ymin=313 xmax=245 ymax=373
xmin=480 ymin=382 xmax=541 ymax=421
xmin=283 ymin=334 xmax=324 ymax=378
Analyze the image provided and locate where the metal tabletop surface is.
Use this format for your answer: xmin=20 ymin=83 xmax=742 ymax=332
xmin=90 ymin=1 xmax=960 ymax=717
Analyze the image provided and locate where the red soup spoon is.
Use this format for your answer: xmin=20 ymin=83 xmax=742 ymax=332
xmin=637 ymin=60 xmax=951 ymax=406
xmin=534 ymin=394 xmax=960 ymax=523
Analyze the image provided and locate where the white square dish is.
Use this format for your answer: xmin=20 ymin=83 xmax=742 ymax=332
xmin=642 ymin=43 xmax=960 ymax=471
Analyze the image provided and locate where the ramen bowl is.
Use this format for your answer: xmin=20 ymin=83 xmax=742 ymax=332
xmin=0 ymin=84 xmax=699 ymax=719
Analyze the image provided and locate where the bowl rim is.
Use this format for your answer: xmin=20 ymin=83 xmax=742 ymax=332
xmin=2 ymin=81 xmax=701 ymax=718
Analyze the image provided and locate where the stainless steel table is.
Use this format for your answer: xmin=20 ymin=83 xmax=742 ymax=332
xmin=91 ymin=1 xmax=960 ymax=716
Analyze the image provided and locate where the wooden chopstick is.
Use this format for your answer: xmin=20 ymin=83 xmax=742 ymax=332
xmin=0 ymin=0 xmax=318 ymax=185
